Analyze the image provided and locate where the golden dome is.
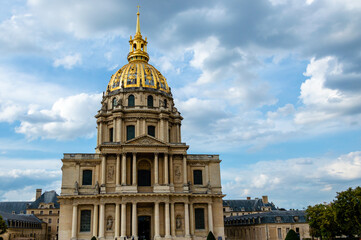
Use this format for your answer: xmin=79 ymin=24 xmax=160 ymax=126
xmin=107 ymin=7 xmax=170 ymax=94
xmin=107 ymin=61 xmax=170 ymax=93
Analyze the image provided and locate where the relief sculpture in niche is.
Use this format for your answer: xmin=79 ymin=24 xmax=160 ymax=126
xmin=176 ymin=215 xmax=182 ymax=229
xmin=107 ymin=165 xmax=115 ymax=182
xmin=106 ymin=216 xmax=113 ymax=231
xmin=174 ymin=165 xmax=182 ymax=183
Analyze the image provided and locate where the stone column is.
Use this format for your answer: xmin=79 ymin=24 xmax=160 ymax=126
xmin=169 ymin=155 xmax=174 ymax=185
xmin=205 ymin=165 xmax=209 ymax=185
xmin=136 ymin=118 xmax=140 ymax=137
xmin=170 ymin=203 xmax=175 ymax=237
xmin=154 ymin=202 xmax=160 ymax=238
xmin=132 ymin=203 xmax=137 ymax=239
xmin=164 ymin=153 xmax=169 ymax=185
xmin=190 ymin=203 xmax=194 ymax=235
xmin=154 ymin=153 xmax=159 ymax=185
xmin=115 ymin=204 xmax=120 ymax=238
xmin=160 ymin=119 xmax=164 ymax=141
xmin=142 ymin=118 xmax=146 ymax=135
xmin=121 ymin=203 xmax=126 ymax=239
xmin=208 ymin=203 xmax=213 ymax=233
xmin=184 ymin=203 xmax=190 ymax=237
xmin=99 ymin=122 xmax=103 ymax=144
xmin=183 ymin=155 xmax=187 ymax=185
xmin=132 ymin=153 xmax=137 ymax=185
xmin=116 ymin=155 xmax=120 ymax=186
xmin=101 ymin=155 xmax=106 ymax=185
xmin=165 ymin=202 xmax=171 ymax=238
xmin=113 ymin=118 xmax=117 ymax=142
xmin=176 ymin=124 xmax=180 ymax=142
xmin=99 ymin=204 xmax=105 ymax=239
xmin=121 ymin=153 xmax=127 ymax=185
xmin=119 ymin=118 xmax=123 ymax=143
xmin=93 ymin=204 xmax=98 ymax=237
xmin=97 ymin=123 xmax=100 ymax=146
xmin=71 ymin=204 xmax=77 ymax=239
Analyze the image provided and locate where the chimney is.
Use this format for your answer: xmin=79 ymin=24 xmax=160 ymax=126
xmin=247 ymin=197 xmax=251 ymax=200
xmin=36 ymin=189 xmax=42 ymax=200
xmin=262 ymin=195 xmax=269 ymax=204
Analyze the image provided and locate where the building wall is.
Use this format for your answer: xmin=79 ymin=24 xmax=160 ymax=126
xmin=27 ymin=207 xmax=59 ymax=240
xmin=225 ymin=223 xmax=311 ymax=240
xmin=0 ymin=222 xmax=47 ymax=240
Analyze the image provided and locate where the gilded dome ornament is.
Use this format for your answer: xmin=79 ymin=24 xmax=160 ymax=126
xmin=107 ymin=7 xmax=170 ymax=94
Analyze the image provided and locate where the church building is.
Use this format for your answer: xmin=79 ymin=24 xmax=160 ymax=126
xmin=58 ymin=8 xmax=225 ymax=240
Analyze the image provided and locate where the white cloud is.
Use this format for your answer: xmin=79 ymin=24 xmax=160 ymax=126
xmin=53 ymin=53 xmax=82 ymax=69
xmin=16 ymin=93 xmax=101 ymax=140
xmin=222 ymin=151 xmax=361 ymax=208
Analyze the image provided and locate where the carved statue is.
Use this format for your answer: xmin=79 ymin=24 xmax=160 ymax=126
xmin=106 ymin=216 xmax=113 ymax=231
xmin=94 ymin=181 xmax=100 ymax=194
xmin=176 ymin=215 xmax=182 ymax=229
xmin=175 ymin=166 xmax=181 ymax=182
xmin=74 ymin=181 xmax=79 ymax=194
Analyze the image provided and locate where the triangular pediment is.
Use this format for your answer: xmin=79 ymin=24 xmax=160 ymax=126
xmin=125 ymin=135 xmax=168 ymax=146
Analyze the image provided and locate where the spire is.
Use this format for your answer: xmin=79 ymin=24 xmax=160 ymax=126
xmin=136 ymin=5 xmax=141 ymax=36
xmin=127 ymin=5 xmax=149 ymax=63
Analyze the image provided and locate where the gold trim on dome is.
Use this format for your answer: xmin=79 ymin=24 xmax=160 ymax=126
xmin=108 ymin=62 xmax=170 ymax=93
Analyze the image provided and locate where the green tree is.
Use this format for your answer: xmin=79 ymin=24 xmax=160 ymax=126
xmin=333 ymin=186 xmax=361 ymax=237
xmin=207 ymin=231 xmax=216 ymax=240
xmin=0 ymin=214 xmax=7 ymax=235
xmin=306 ymin=203 xmax=340 ymax=239
xmin=285 ymin=229 xmax=300 ymax=240
xmin=90 ymin=237 xmax=97 ymax=240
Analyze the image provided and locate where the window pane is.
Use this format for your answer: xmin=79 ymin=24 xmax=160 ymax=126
xmin=127 ymin=125 xmax=135 ymax=140
xmin=109 ymin=128 xmax=113 ymax=142
xmin=128 ymin=95 xmax=135 ymax=107
xmin=138 ymin=170 xmax=151 ymax=186
xmin=148 ymin=126 xmax=155 ymax=137
xmin=193 ymin=170 xmax=203 ymax=185
xmin=80 ymin=210 xmax=91 ymax=232
xmin=147 ymin=95 xmax=153 ymax=107
xmin=82 ymin=170 xmax=92 ymax=185
xmin=195 ymin=208 xmax=205 ymax=229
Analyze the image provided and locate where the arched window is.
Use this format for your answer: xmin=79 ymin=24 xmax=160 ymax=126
xmin=128 ymin=95 xmax=135 ymax=107
xmin=148 ymin=126 xmax=155 ymax=137
xmin=109 ymin=128 xmax=113 ymax=142
xmin=164 ymin=99 xmax=167 ymax=108
xmin=82 ymin=170 xmax=92 ymax=185
xmin=127 ymin=125 xmax=135 ymax=140
xmin=112 ymin=98 xmax=117 ymax=109
xmin=133 ymin=44 xmax=137 ymax=51
xmin=147 ymin=95 xmax=153 ymax=107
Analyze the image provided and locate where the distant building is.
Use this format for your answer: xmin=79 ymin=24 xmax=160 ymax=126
xmin=223 ymin=196 xmax=276 ymax=217
xmin=0 ymin=210 xmax=47 ymax=240
xmin=224 ymin=210 xmax=311 ymax=240
xmin=0 ymin=189 xmax=59 ymax=240
xmin=26 ymin=190 xmax=59 ymax=240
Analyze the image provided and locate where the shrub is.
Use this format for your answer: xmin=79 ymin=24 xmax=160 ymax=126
xmin=207 ymin=231 xmax=216 ymax=240
xmin=285 ymin=229 xmax=300 ymax=240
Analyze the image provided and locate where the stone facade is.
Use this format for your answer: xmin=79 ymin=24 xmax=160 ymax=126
xmin=224 ymin=210 xmax=311 ymax=240
xmin=0 ymin=210 xmax=47 ymax=240
xmin=26 ymin=190 xmax=60 ymax=240
xmin=58 ymin=8 xmax=225 ymax=240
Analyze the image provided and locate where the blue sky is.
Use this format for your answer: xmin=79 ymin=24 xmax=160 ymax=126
xmin=1 ymin=0 xmax=361 ymax=209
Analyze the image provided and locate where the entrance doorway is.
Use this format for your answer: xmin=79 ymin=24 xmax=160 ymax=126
xmin=138 ymin=216 xmax=151 ymax=240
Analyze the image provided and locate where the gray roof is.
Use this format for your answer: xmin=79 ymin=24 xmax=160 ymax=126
xmin=0 ymin=210 xmax=43 ymax=227
xmin=223 ymin=199 xmax=276 ymax=212
xmin=28 ymin=190 xmax=59 ymax=209
xmin=224 ymin=210 xmax=307 ymax=226
xmin=0 ymin=202 xmax=32 ymax=214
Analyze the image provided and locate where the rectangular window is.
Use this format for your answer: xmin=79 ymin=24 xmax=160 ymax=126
xmin=109 ymin=128 xmax=113 ymax=142
xmin=195 ymin=208 xmax=205 ymax=229
xmin=49 ymin=211 xmax=52 ymax=215
xmin=31 ymin=211 xmax=34 ymax=214
xmin=48 ymin=226 xmax=51 ymax=232
xmin=40 ymin=211 xmax=43 ymax=215
xmin=80 ymin=210 xmax=91 ymax=232
xmin=82 ymin=170 xmax=93 ymax=185
xmin=277 ymin=228 xmax=282 ymax=239
xmin=49 ymin=218 xmax=52 ymax=223
xmin=296 ymin=227 xmax=299 ymax=233
xmin=127 ymin=125 xmax=135 ymax=140
xmin=148 ymin=126 xmax=155 ymax=137
xmin=193 ymin=170 xmax=203 ymax=185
